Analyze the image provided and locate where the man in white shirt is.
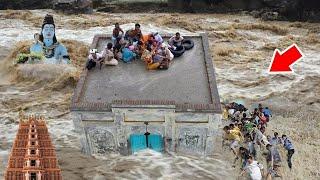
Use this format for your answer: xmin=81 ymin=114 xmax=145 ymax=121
xmin=240 ymin=155 xmax=263 ymax=180
xmin=169 ymin=32 xmax=184 ymax=49
xmin=101 ymin=42 xmax=118 ymax=66
xmin=86 ymin=49 xmax=103 ymax=70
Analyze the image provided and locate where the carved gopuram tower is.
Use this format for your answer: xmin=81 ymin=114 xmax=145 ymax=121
xmin=5 ymin=116 xmax=62 ymax=180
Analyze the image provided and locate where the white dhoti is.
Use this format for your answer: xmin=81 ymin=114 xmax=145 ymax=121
xmin=105 ymin=58 xmax=118 ymax=66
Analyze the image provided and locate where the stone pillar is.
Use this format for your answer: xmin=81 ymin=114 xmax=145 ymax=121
xmin=26 ymin=159 xmax=30 ymax=167
xmin=25 ymin=172 xmax=29 ymax=180
xmin=115 ymin=112 xmax=128 ymax=155
xmin=36 ymin=160 xmax=40 ymax=167
xmin=164 ymin=114 xmax=174 ymax=152
xmin=72 ymin=112 xmax=83 ymax=133
xmin=37 ymin=172 xmax=42 ymax=180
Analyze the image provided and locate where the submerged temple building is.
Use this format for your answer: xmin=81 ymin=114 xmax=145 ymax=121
xmin=71 ymin=33 xmax=222 ymax=156
xmin=5 ymin=116 xmax=62 ymax=180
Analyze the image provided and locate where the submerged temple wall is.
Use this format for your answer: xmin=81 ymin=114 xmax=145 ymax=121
xmin=73 ymin=107 xmax=222 ymax=156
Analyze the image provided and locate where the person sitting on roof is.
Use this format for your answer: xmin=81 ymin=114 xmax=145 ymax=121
xmin=141 ymin=49 xmax=160 ymax=70
xmin=113 ymin=43 xmax=122 ymax=61
xmin=101 ymin=42 xmax=118 ymax=66
xmin=153 ymin=32 xmax=163 ymax=46
xmin=122 ymin=46 xmax=136 ymax=63
xmin=134 ymin=40 xmax=145 ymax=58
xmin=169 ymin=32 xmax=184 ymax=49
xmin=157 ymin=43 xmax=174 ymax=61
xmin=112 ymin=23 xmax=124 ymax=45
xmin=86 ymin=49 xmax=103 ymax=70
xmin=125 ymin=23 xmax=142 ymax=43
xmin=141 ymin=33 xmax=153 ymax=44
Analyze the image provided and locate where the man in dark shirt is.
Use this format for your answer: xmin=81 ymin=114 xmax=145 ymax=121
xmin=265 ymin=144 xmax=282 ymax=178
xmin=125 ymin=23 xmax=142 ymax=43
xmin=112 ymin=23 xmax=124 ymax=45
xmin=282 ymin=134 xmax=295 ymax=169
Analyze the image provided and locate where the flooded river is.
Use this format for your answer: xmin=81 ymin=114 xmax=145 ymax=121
xmin=0 ymin=9 xmax=319 ymax=179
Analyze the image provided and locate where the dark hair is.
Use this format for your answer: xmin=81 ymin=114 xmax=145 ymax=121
xmin=115 ymin=23 xmax=119 ymax=26
xmin=176 ymin=32 xmax=180 ymax=36
xmin=274 ymin=132 xmax=278 ymax=136
xmin=248 ymin=155 xmax=253 ymax=160
xmin=243 ymin=113 xmax=247 ymax=118
xmin=266 ymin=144 xmax=272 ymax=148
xmin=114 ymin=43 xmax=121 ymax=51
xmin=107 ymin=42 xmax=113 ymax=50
xmin=223 ymin=126 xmax=229 ymax=130
xmin=229 ymin=124 xmax=235 ymax=128
xmin=135 ymin=23 xmax=140 ymax=28
xmin=282 ymin=134 xmax=287 ymax=138
xmin=137 ymin=41 xmax=143 ymax=45
xmin=40 ymin=15 xmax=57 ymax=44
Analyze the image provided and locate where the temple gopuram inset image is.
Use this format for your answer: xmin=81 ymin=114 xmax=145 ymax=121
xmin=5 ymin=116 xmax=62 ymax=180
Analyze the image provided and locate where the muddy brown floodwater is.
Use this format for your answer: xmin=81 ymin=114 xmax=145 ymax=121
xmin=0 ymin=9 xmax=319 ymax=179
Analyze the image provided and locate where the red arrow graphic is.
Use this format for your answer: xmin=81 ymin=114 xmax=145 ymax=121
xmin=269 ymin=44 xmax=303 ymax=73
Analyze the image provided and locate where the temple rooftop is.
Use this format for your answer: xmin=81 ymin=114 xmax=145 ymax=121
xmin=71 ymin=33 xmax=221 ymax=113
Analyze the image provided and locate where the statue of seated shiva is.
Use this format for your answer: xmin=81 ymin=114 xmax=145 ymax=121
xmin=30 ymin=14 xmax=70 ymax=64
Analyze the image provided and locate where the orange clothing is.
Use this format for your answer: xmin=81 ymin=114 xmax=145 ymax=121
xmin=142 ymin=34 xmax=150 ymax=44
xmin=147 ymin=62 xmax=160 ymax=70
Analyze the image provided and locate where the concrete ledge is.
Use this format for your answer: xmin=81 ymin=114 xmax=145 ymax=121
xmin=175 ymin=113 xmax=209 ymax=123
xmin=82 ymin=119 xmax=114 ymax=122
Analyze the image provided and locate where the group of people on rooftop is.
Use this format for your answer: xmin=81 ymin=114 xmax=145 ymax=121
xmin=87 ymin=23 xmax=191 ymax=71
xmin=222 ymin=103 xmax=295 ymax=180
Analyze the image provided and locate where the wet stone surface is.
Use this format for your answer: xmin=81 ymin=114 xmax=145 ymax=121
xmin=81 ymin=37 xmax=213 ymax=105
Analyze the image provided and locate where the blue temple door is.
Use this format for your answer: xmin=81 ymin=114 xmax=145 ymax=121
xmin=129 ymin=134 xmax=164 ymax=153
xmin=129 ymin=134 xmax=147 ymax=153
xmin=148 ymin=134 xmax=164 ymax=152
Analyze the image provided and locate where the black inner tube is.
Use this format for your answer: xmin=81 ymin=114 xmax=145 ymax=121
xmin=182 ymin=39 xmax=194 ymax=50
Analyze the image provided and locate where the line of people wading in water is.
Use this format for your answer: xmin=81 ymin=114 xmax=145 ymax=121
xmin=222 ymin=103 xmax=295 ymax=180
xmin=86 ymin=23 xmax=194 ymax=71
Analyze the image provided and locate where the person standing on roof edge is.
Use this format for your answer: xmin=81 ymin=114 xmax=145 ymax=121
xmin=112 ymin=23 xmax=124 ymax=46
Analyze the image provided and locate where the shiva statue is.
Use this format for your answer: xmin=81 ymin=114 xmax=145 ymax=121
xmin=30 ymin=14 xmax=70 ymax=64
